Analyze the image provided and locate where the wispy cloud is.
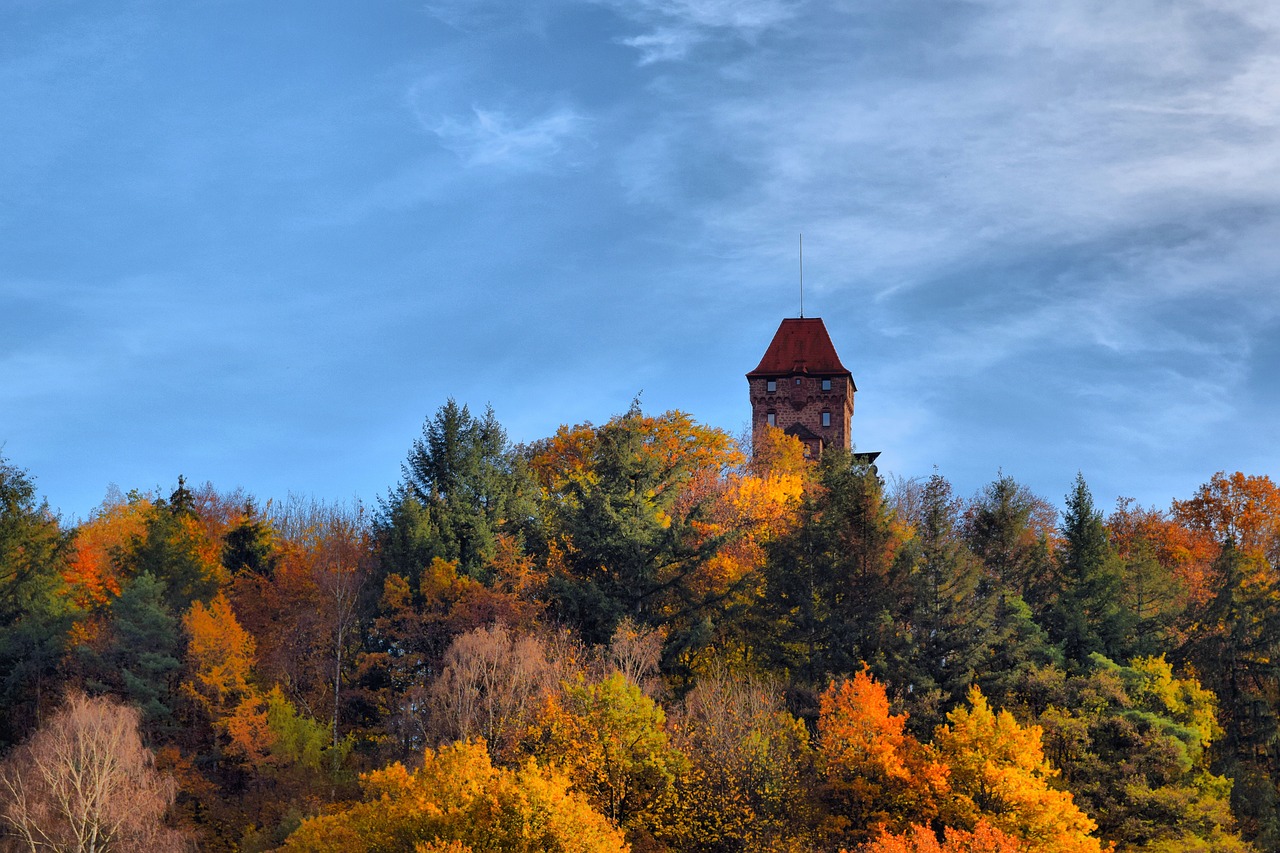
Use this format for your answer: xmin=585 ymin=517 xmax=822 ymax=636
xmin=596 ymin=0 xmax=798 ymax=62
xmin=431 ymin=104 xmax=592 ymax=171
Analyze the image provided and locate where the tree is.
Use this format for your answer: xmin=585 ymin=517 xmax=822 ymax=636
xmin=280 ymin=739 xmax=626 ymax=853
xmin=130 ymin=479 xmax=225 ymax=614
xmin=75 ymin=573 xmax=183 ymax=731
xmin=895 ymin=473 xmax=999 ymax=731
xmin=1183 ymin=540 xmax=1280 ymax=849
xmin=1105 ymin=499 xmax=1197 ymax=656
xmin=220 ymin=501 xmax=279 ymax=579
xmin=0 ymin=692 xmax=183 ymax=852
xmin=1172 ymin=471 xmax=1280 ymax=566
xmin=1011 ymin=655 xmax=1250 ymax=852
xmin=182 ymin=592 xmax=256 ymax=722
xmin=860 ymin=821 xmax=1026 ymax=853
xmin=426 ymin=624 xmax=552 ymax=758
xmin=531 ymin=405 xmax=744 ymax=657
xmin=962 ymin=475 xmax=1056 ymax=602
xmin=759 ymin=451 xmax=910 ymax=685
xmin=933 ymin=687 xmax=1103 ymax=853
xmin=668 ymin=669 xmax=816 ymax=852
xmin=0 ymin=457 xmax=72 ymax=748
xmin=380 ymin=401 xmax=532 ymax=582
xmin=818 ymin=670 xmax=948 ymax=844
xmin=1046 ymin=474 xmax=1130 ymax=666
xmin=524 ymin=671 xmax=687 ymax=843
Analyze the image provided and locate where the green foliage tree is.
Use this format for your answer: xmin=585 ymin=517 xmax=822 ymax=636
xmin=962 ymin=474 xmax=1056 ymax=602
xmin=760 ymin=450 xmax=908 ymax=686
xmin=221 ymin=501 xmax=279 ymax=578
xmin=0 ymin=456 xmax=73 ymax=748
xmin=78 ymin=573 xmax=183 ymax=730
xmin=1014 ymin=655 xmax=1250 ymax=851
xmin=1047 ymin=474 xmax=1131 ymax=666
xmin=379 ymin=401 xmax=531 ymax=583
xmin=895 ymin=474 xmax=999 ymax=731
xmin=532 ymin=404 xmax=742 ymax=659
xmin=1183 ymin=540 xmax=1280 ymax=849
xmin=131 ymin=478 xmax=223 ymax=613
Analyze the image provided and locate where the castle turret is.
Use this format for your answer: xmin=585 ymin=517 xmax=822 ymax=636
xmin=747 ymin=317 xmax=855 ymax=458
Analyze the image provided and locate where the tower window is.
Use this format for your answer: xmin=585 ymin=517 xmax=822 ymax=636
xmin=822 ymin=378 xmax=832 ymax=391
xmin=822 ymin=410 xmax=831 ymax=427
xmin=794 ymin=377 xmax=801 ymax=385
xmin=766 ymin=380 xmax=776 ymax=392
xmin=767 ymin=411 xmax=776 ymax=427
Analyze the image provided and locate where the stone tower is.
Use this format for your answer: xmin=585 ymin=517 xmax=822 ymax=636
xmin=747 ymin=317 xmax=855 ymax=458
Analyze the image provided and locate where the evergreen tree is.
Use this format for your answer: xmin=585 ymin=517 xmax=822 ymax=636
xmin=131 ymin=477 xmax=222 ymax=613
xmin=760 ymin=450 xmax=907 ymax=686
xmin=222 ymin=500 xmax=279 ymax=577
xmin=1185 ymin=540 xmax=1280 ymax=849
xmin=79 ymin=572 xmax=183 ymax=731
xmin=537 ymin=405 xmax=740 ymax=655
xmin=897 ymin=474 xmax=998 ymax=731
xmin=1049 ymin=474 xmax=1130 ymax=666
xmin=0 ymin=456 xmax=73 ymax=747
xmin=963 ymin=473 xmax=1055 ymax=605
xmin=378 ymin=401 xmax=532 ymax=584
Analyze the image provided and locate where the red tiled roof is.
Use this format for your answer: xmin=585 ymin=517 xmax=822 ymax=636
xmin=747 ymin=318 xmax=851 ymax=377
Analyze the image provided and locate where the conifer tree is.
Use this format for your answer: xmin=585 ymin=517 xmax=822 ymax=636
xmin=1049 ymin=474 xmax=1130 ymax=666
xmin=0 ymin=456 xmax=73 ymax=748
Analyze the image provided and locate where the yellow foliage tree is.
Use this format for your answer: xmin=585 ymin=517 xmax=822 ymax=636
xmin=932 ymin=687 xmax=1104 ymax=853
xmin=524 ymin=671 xmax=687 ymax=843
xmin=280 ymin=739 xmax=627 ymax=853
xmin=182 ymin=592 xmax=256 ymax=719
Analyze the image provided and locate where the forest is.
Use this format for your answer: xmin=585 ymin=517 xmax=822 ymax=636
xmin=2 ymin=400 xmax=1280 ymax=852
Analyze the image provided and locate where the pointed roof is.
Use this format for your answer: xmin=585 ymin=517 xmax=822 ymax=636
xmin=747 ymin=318 xmax=851 ymax=378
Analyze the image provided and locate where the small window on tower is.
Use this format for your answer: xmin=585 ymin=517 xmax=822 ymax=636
xmin=822 ymin=410 xmax=831 ymax=427
xmin=822 ymin=378 xmax=832 ymax=391
xmin=766 ymin=380 xmax=776 ymax=392
xmin=767 ymin=411 xmax=777 ymax=427
xmin=795 ymin=377 xmax=801 ymax=385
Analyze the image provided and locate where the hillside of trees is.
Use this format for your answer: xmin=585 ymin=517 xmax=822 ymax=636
xmin=3 ymin=400 xmax=1280 ymax=852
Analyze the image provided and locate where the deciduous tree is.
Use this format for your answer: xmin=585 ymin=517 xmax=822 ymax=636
xmin=818 ymin=670 xmax=948 ymax=843
xmin=280 ymin=739 xmax=626 ymax=853
xmin=933 ymin=687 xmax=1102 ymax=853
xmin=0 ymin=692 xmax=184 ymax=852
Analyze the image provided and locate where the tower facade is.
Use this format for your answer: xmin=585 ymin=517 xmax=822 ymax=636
xmin=747 ymin=317 xmax=855 ymax=458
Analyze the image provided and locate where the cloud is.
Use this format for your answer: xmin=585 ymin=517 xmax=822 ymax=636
xmin=596 ymin=0 xmax=798 ymax=62
xmin=431 ymin=104 xmax=592 ymax=171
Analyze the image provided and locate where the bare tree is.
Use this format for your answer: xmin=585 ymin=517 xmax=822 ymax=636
xmin=606 ymin=618 xmax=664 ymax=698
xmin=427 ymin=625 xmax=552 ymax=755
xmin=0 ymin=692 xmax=185 ymax=853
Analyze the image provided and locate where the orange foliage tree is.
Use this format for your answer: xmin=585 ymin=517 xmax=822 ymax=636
xmin=819 ymin=670 xmax=949 ymax=842
xmin=1172 ymin=471 xmax=1280 ymax=565
xmin=62 ymin=496 xmax=152 ymax=611
xmin=859 ymin=821 xmax=1026 ymax=853
xmin=182 ymin=592 xmax=256 ymax=721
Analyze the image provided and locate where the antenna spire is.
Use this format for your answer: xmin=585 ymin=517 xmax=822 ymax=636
xmin=799 ymin=233 xmax=804 ymax=318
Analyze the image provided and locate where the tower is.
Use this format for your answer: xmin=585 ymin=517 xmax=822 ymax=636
xmin=747 ymin=317 xmax=855 ymax=458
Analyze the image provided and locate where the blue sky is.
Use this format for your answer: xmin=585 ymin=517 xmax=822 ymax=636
xmin=3 ymin=0 xmax=1278 ymax=521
